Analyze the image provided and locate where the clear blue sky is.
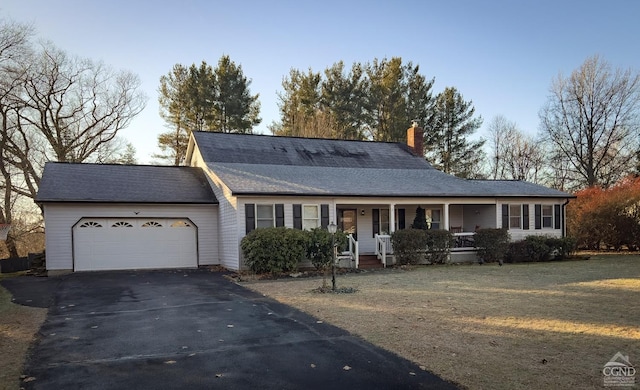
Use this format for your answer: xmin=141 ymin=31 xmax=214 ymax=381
xmin=3 ymin=0 xmax=639 ymax=163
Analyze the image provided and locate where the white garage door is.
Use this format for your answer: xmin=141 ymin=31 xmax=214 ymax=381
xmin=73 ymin=218 xmax=197 ymax=271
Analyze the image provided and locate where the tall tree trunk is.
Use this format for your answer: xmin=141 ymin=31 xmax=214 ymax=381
xmin=3 ymin=233 xmax=19 ymax=258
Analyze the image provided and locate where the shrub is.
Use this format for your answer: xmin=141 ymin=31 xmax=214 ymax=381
xmin=554 ymin=236 xmax=577 ymax=259
xmin=568 ymin=176 xmax=640 ymax=250
xmin=391 ymin=229 xmax=454 ymax=265
xmin=411 ymin=206 xmax=428 ymax=230
xmin=506 ymin=235 xmax=578 ymax=263
xmin=424 ymin=230 xmax=454 ymax=264
xmin=391 ymin=229 xmax=427 ymax=265
xmin=542 ymin=236 xmax=576 ymax=260
xmin=305 ymin=228 xmax=333 ymax=270
xmin=240 ymin=227 xmax=307 ymax=274
xmin=524 ymin=235 xmax=551 ymax=262
xmin=505 ymin=240 xmax=530 ymax=263
xmin=474 ymin=228 xmax=510 ymax=264
xmin=305 ymin=228 xmax=348 ymax=271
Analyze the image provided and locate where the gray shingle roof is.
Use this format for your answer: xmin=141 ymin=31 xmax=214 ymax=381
xmin=193 ymin=132 xmax=571 ymax=198
xmin=206 ymin=163 xmax=572 ymax=198
xmin=193 ymin=131 xmax=430 ymax=169
xmin=36 ymin=163 xmax=217 ymax=204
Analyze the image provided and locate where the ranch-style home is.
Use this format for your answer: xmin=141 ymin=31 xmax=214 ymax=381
xmin=36 ymin=126 xmax=573 ymax=273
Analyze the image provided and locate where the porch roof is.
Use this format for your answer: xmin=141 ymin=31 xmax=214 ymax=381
xmin=207 ymin=162 xmax=572 ymax=198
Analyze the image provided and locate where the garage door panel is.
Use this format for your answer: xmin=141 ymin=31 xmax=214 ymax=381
xmin=73 ymin=218 xmax=197 ymax=271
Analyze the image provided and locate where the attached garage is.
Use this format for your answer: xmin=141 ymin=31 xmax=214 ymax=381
xmin=36 ymin=163 xmax=219 ymax=273
xmin=73 ymin=218 xmax=198 ymax=271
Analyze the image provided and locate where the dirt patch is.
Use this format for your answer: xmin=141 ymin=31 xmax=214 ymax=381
xmin=0 ymin=279 xmax=47 ymax=390
xmin=245 ymin=256 xmax=640 ymax=389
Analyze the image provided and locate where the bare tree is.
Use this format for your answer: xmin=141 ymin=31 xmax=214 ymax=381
xmin=19 ymin=43 xmax=146 ymax=164
xmin=540 ymin=55 xmax=640 ymax=189
xmin=486 ymin=115 xmax=545 ymax=182
xmin=0 ymin=19 xmax=34 ymax=256
xmin=0 ymin=19 xmax=146 ymax=256
xmin=487 ymin=115 xmax=515 ymax=179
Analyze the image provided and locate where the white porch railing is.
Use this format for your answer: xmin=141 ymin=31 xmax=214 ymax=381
xmin=375 ymin=234 xmax=393 ymax=268
xmin=452 ymin=232 xmax=476 ymax=251
xmin=347 ymin=234 xmax=359 ymax=268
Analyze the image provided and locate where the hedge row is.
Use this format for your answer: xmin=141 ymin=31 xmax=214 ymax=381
xmin=504 ymin=236 xmax=576 ymax=263
xmin=241 ymin=227 xmax=578 ymax=274
xmin=240 ymin=227 xmax=347 ymax=275
xmin=473 ymin=228 xmax=576 ymax=264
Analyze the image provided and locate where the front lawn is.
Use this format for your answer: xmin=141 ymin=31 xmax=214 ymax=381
xmin=0 ymin=274 xmax=47 ymax=390
xmin=246 ymin=255 xmax=640 ymax=389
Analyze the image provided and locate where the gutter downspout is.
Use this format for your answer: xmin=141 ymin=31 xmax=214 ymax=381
xmin=562 ymin=199 xmax=570 ymax=237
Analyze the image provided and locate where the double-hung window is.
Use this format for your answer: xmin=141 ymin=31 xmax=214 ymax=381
xmin=245 ymin=203 xmax=284 ymax=234
xmin=542 ymin=205 xmax=553 ymax=228
xmin=256 ymin=205 xmax=275 ymax=229
xmin=302 ymin=205 xmax=320 ymax=230
xmin=509 ymin=204 xmax=522 ymax=229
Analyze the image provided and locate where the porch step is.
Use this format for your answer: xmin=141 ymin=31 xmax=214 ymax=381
xmin=358 ymin=254 xmax=384 ymax=269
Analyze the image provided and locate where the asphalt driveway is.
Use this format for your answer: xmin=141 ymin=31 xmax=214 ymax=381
xmin=6 ymin=269 xmax=457 ymax=389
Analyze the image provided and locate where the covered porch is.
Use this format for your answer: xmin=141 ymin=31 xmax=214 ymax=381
xmin=334 ymin=201 xmax=497 ymax=268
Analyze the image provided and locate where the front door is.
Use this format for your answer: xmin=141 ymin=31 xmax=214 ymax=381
xmin=338 ymin=209 xmax=358 ymax=240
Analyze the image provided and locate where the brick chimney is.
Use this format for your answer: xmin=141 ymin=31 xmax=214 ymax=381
xmin=407 ymin=122 xmax=424 ymax=156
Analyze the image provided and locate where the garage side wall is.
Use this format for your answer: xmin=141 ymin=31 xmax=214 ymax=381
xmin=42 ymin=203 xmax=218 ymax=271
xmin=189 ymin=147 xmax=240 ymax=271
xmin=200 ymin=169 xmax=239 ymax=271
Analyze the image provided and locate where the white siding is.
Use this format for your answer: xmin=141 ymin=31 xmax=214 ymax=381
xmin=498 ymin=199 xmax=565 ymax=241
xmin=43 ymin=203 xmax=218 ymax=271
xmin=189 ymin=149 xmax=241 ymax=270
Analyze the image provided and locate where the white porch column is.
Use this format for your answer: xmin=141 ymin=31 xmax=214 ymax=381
xmin=332 ymin=201 xmax=337 ymax=225
xmin=443 ymin=203 xmax=450 ymax=230
xmin=390 ymin=203 xmax=396 ymax=233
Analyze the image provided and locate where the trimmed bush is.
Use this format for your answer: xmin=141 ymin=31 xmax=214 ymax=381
xmin=391 ymin=229 xmax=454 ymax=265
xmin=391 ymin=229 xmax=427 ymax=265
xmin=424 ymin=230 xmax=454 ymax=264
xmin=240 ymin=227 xmax=307 ymax=274
xmin=506 ymin=235 xmax=578 ymax=263
xmin=505 ymin=240 xmax=531 ymax=263
xmin=524 ymin=235 xmax=551 ymax=262
xmin=553 ymin=236 xmax=577 ymax=259
xmin=474 ymin=228 xmax=510 ymax=264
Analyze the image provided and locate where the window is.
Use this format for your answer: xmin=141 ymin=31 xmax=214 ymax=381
xmin=111 ymin=221 xmax=133 ymax=227
xmin=542 ymin=205 xmax=553 ymax=228
xmin=373 ymin=208 xmax=405 ymax=236
xmin=171 ymin=220 xmax=192 ymax=228
xmin=256 ymin=205 xmax=275 ymax=228
xmin=79 ymin=221 xmax=102 ymax=228
xmin=247 ymin=204 xmax=284 ymax=233
xmin=379 ymin=209 xmax=390 ymax=234
xmin=509 ymin=205 xmax=522 ymax=229
xmin=426 ymin=209 xmax=441 ymax=230
xmin=142 ymin=221 xmax=163 ymax=227
xmin=302 ymin=205 xmax=320 ymax=230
